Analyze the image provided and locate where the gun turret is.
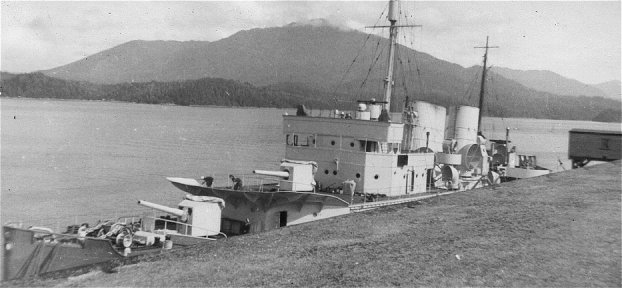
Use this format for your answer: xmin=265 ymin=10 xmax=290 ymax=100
xmin=137 ymin=200 xmax=187 ymax=222
xmin=253 ymin=162 xmax=315 ymax=192
xmin=253 ymin=170 xmax=290 ymax=179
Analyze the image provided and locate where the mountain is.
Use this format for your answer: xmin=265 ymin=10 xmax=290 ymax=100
xmin=44 ymin=24 xmax=467 ymax=91
xmin=490 ymin=67 xmax=615 ymax=99
xmin=591 ymin=80 xmax=621 ymax=100
xmin=41 ymin=23 xmax=499 ymax=113
xmin=45 ymin=25 xmax=365 ymax=86
xmin=45 ymin=40 xmax=212 ymax=84
xmin=26 ymin=20 xmax=621 ymax=122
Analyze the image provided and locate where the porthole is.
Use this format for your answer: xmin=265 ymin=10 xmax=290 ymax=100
xmin=324 ymin=170 xmax=329 ymax=175
xmin=350 ymin=142 xmax=355 ymax=147
xmin=374 ymin=174 xmax=379 ymax=180
xmin=355 ymin=173 xmax=361 ymax=179
xmin=333 ymin=171 xmax=338 ymax=175
xmin=331 ymin=140 xmax=336 ymax=146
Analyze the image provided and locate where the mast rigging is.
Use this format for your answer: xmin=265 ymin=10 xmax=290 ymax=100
xmin=474 ymin=36 xmax=499 ymax=133
xmin=366 ymin=0 xmax=420 ymax=114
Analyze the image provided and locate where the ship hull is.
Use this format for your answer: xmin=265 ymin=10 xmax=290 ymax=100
xmin=166 ymin=177 xmax=351 ymax=234
xmin=2 ymin=226 xmax=124 ymax=280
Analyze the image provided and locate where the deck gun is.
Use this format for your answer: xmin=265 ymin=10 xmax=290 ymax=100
xmin=137 ymin=196 xmax=224 ymax=237
xmin=137 ymin=200 xmax=188 ymax=222
xmin=253 ymin=161 xmax=316 ymax=192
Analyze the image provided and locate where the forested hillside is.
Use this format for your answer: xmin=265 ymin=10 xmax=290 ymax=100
xmin=0 ymin=72 xmax=328 ymax=108
xmin=1 ymin=72 xmax=620 ymax=122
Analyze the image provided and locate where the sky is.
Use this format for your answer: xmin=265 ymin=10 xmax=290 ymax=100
xmin=1 ymin=1 xmax=620 ymax=85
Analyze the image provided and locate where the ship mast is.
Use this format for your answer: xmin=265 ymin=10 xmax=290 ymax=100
xmin=367 ymin=0 xmax=420 ymax=114
xmin=475 ymin=36 xmax=498 ymax=133
xmin=383 ymin=0 xmax=399 ymax=111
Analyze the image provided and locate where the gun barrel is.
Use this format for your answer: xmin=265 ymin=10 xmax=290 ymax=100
xmin=137 ymin=200 xmax=186 ymax=217
xmin=253 ymin=170 xmax=289 ymax=179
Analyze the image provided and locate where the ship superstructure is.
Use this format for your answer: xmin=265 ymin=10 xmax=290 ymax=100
xmin=283 ymin=107 xmax=434 ymax=196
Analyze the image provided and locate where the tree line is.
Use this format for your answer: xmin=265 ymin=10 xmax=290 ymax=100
xmin=1 ymin=72 xmax=619 ymax=122
xmin=0 ymin=72 xmax=329 ymax=108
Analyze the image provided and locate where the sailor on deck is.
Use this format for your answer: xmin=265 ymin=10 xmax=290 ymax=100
xmin=201 ymin=176 xmax=214 ymax=187
xmin=229 ymin=174 xmax=243 ymax=190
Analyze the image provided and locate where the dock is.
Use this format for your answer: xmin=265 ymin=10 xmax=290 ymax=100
xmin=8 ymin=161 xmax=621 ymax=287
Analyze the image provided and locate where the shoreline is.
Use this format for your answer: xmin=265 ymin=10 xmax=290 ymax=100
xmin=0 ymin=96 xmax=291 ymax=110
xmin=2 ymin=96 xmax=620 ymax=124
xmin=8 ymin=161 xmax=621 ymax=286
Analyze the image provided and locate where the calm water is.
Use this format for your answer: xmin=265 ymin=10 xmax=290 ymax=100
xmin=1 ymin=98 xmax=619 ymax=227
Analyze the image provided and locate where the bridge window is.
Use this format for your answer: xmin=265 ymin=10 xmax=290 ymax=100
xmin=360 ymin=140 xmax=378 ymax=152
xmin=287 ymin=134 xmax=313 ymax=146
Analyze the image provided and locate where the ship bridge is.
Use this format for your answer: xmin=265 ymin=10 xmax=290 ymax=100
xmin=283 ymin=114 xmax=434 ymax=196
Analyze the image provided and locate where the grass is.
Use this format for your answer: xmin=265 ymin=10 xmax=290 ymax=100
xmin=8 ymin=161 xmax=621 ymax=287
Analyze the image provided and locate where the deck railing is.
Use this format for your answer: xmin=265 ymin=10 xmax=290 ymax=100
xmin=203 ymin=173 xmax=316 ymax=193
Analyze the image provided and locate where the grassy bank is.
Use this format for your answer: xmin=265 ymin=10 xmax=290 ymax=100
xmin=10 ymin=162 xmax=621 ymax=287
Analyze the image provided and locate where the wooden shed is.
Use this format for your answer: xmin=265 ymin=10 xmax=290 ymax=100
xmin=568 ymin=129 xmax=621 ymax=168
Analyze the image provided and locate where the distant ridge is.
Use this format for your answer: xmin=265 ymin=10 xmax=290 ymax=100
xmin=491 ymin=67 xmax=619 ymax=100
xmin=592 ymin=80 xmax=622 ymax=100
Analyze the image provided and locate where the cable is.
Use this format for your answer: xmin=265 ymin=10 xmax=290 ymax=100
xmin=331 ymin=2 xmax=389 ymax=99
